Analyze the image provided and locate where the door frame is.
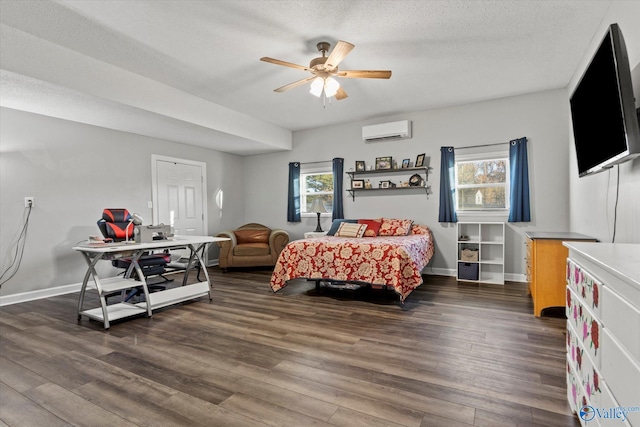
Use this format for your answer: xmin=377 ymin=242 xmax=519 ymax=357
xmin=151 ymin=154 xmax=208 ymax=236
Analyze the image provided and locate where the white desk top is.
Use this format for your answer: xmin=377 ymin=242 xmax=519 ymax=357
xmin=73 ymin=235 xmax=229 ymax=253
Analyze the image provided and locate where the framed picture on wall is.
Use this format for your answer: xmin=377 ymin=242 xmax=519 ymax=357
xmin=415 ymin=153 xmax=425 ymax=167
xmin=355 ymin=161 xmax=365 ymax=171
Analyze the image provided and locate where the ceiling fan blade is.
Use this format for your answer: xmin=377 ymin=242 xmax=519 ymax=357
xmin=335 ymin=87 xmax=348 ymax=100
xmin=260 ymin=57 xmax=310 ymax=71
xmin=325 ymin=40 xmax=355 ymax=70
xmin=274 ymin=76 xmax=316 ymax=93
xmin=337 ymin=70 xmax=392 ymax=79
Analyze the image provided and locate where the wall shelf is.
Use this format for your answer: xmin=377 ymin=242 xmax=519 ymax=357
xmin=346 ymin=166 xmax=430 ymax=201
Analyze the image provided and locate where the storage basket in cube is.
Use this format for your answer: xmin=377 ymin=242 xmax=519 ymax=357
xmin=461 ymin=248 xmax=479 ymax=262
xmin=458 ymin=262 xmax=479 ymax=280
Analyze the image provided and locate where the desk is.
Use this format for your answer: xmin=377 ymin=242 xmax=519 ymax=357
xmin=73 ymin=235 xmax=229 ymax=329
xmin=524 ymin=231 xmax=596 ymax=316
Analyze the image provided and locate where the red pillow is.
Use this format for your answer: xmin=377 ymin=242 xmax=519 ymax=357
xmin=358 ymin=219 xmax=382 ymax=237
xmin=378 ymin=218 xmax=413 ymax=236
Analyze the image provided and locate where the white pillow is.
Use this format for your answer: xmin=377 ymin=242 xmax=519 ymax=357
xmin=335 ymin=222 xmax=368 ymax=238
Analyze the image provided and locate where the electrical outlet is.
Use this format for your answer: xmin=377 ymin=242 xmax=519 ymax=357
xmin=24 ymin=197 xmax=34 ymax=208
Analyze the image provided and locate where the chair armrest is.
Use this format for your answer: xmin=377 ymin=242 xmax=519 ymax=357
xmin=216 ymin=231 xmax=236 ymax=246
xmin=216 ymin=231 xmax=236 ymax=269
xmin=269 ymin=229 xmax=290 ymax=263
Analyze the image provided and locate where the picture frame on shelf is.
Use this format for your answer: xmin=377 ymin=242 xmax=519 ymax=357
xmin=401 ymin=158 xmax=410 ymax=168
xmin=352 ymin=179 xmax=365 ymax=189
xmin=415 ymin=153 xmax=425 ymax=167
xmin=379 ymin=180 xmax=395 ymax=189
xmin=355 ymin=161 xmax=365 ymax=172
xmin=375 ymin=156 xmax=393 ymax=170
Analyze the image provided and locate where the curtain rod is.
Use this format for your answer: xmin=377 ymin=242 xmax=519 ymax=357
xmin=454 ymin=141 xmax=510 ymax=150
xmin=301 ymin=160 xmax=332 ymax=165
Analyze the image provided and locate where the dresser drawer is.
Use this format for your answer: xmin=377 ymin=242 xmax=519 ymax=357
xmin=567 ymin=358 xmax=583 ymax=415
xmin=598 ymin=381 xmax=633 ymax=427
xmin=567 ymin=287 xmax=602 ymax=368
xmin=567 ymin=258 xmax=579 ymax=294
xmin=567 ymin=323 xmax=605 ymax=408
xmin=567 ymin=258 xmax=602 ymax=316
xmin=601 ymin=285 xmax=640 ymax=361
xmin=600 ymin=329 xmax=640 ymax=417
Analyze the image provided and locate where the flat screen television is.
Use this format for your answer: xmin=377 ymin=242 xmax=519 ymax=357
xmin=570 ymin=23 xmax=640 ymax=177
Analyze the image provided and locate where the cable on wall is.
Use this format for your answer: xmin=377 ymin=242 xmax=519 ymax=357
xmin=0 ymin=204 xmax=32 ymax=288
xmin=612 ymin=165 xmax=620 ymax=243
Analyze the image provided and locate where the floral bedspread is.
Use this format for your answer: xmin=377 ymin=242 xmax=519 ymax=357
xmin=270 ymin=231 xmax=434 ymax=302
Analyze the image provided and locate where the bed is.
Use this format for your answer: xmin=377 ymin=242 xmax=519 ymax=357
xmin=269 ymin=222 xmax=435 ymax=302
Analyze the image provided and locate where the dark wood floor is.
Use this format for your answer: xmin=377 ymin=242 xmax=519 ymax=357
xmin=0 ymin=269 xmax=580 ymax=427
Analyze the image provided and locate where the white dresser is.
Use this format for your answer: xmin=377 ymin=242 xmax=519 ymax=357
xmin=564 ymin=243 xmax=640 ymax=427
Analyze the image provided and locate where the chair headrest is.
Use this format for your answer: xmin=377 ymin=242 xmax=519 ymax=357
xmin=102 ymin=208 xmax=131 ymax=223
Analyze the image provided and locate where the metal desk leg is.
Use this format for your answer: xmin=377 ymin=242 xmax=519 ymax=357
xmin=77 ymin=252 xmax=103 ymax=321
xmin=182 ymin=243 xmax=213 ymax=301
xmin=130 ymin=250 xmax=152 ymax=318
xmin=191 ymin=243 xmax=213 ymax=300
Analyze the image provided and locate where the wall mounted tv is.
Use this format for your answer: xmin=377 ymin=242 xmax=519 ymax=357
xmin=570 ymin=23 xmax=640 ymax=177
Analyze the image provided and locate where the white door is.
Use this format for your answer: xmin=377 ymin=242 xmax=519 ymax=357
xmin=153 ymin=157 xmax=207 ymax=237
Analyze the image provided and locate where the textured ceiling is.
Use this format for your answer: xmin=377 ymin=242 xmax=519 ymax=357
xmin=0 ymin=0 xmax=613 ymax=155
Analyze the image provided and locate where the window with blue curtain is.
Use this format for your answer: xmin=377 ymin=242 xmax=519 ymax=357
xmin=287 ymin=162 xmax=301 ymax=222
xmin=508 ymin=137 xmax=530 ymax=222
xmin=439 ymin=147 xmax=457 ymax=223
xmin=443 ymin=137 xmax=530 ymax=222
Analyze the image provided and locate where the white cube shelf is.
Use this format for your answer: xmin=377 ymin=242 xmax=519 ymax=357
xmin=457 ymin=222 xmax=505 ymax=285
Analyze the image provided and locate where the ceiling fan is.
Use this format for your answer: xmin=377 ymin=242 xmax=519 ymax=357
xmin=260 ymin=40 xmax=392 ymax=100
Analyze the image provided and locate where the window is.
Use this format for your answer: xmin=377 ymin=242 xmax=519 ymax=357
xmin=455 ymin=154 xmax=509 ymax=211
xmin=300 ymin=164 xmax=333 ymax=215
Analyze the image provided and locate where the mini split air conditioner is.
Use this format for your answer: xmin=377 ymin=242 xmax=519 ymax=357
xmin=362 ymin=120 xmax=412 ymax=142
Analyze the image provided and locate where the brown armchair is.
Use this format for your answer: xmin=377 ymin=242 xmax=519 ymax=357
xmin=216 ymin=223 xmax=289 ymax=270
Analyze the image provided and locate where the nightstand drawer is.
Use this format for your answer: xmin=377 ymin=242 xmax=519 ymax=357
xmin=304 ymin=231 xmax=328 ymax=238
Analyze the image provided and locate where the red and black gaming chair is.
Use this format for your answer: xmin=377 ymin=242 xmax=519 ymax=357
xmin=97 ymin=208 xmax=136 ymax=242
xmin=97 ymin=209 xmax=171 ymax=297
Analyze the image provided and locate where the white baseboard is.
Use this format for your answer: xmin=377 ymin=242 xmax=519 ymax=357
xmin=423 ymin=268 xmax=527 ymax=284
xmin=424 ymin=267 xmax=457 ymax=277
xmin=1 ymin=259 xmax=525 ymax=307
xmin=0 ymin=258 xmax=221 ymax=307
xmin=506 ymin=273 xmax=527 ymax=283
xmin=0 ymin=282 xmax=83 ymax=307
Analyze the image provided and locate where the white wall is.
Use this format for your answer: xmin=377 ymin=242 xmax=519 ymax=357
xmin=6 ymin=3 xmax=638 ymax=300
xmin=244 ymin=89 xmax=571 ymax=278
xmin=568 ymin=3 xmax=640 ymax=243
xmin=0 ymin=107 xmax=245 ymax=298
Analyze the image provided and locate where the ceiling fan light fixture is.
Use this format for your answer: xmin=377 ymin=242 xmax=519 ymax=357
xmin=309 ymin=77 xmax=324 ymax=97
xmin=324 ymin=77 xmax=340 ymax=98
xmin=261 ymin=40 xmax=390 ymax=102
